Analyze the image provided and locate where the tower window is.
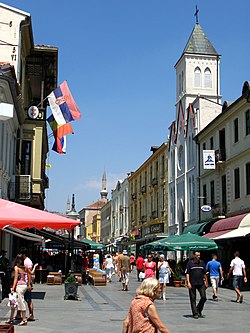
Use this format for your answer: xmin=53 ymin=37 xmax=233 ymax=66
xmin=204 ymin=68 xmax=212 ymax=88
xmin=194 ymin=67 xmax=201 ymax=87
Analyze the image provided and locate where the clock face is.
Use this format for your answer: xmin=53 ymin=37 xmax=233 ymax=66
xmin=28 ymin=106 xmax=39 ymax=119
xmin=178 ymin=145 xmax=183 ymax=171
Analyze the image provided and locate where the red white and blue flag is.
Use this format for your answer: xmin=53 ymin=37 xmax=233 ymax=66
xmin=48 ymin=80 xmax=81 ymax=125
xmin=47 ymin=81 xmax=81 ymax=154
xmin=52 ymin=136 xmax=67 ymax=154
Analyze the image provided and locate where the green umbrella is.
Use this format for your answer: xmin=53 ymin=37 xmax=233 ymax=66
xmin=81 ymin=238 xmax=106 ymax=250
xmin=140 ymin=234 xmax=179 ymax=251
xmin=165 ymin=233 xmax=218 ymax=251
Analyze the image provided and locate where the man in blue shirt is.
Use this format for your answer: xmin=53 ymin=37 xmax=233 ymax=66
xmin=206 ymin=254 xmax=224 ymax=301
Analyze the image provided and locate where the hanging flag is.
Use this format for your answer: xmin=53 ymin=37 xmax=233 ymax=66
xmin=52 ymin=136 xmax=67 ymax=154
xmin=47 ymin=114 xmax=74 ymax=139
xmin=48 ymin=80 xmax=81 ymax=126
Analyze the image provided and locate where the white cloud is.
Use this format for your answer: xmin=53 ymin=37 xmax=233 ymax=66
xmin=74 ymin=172 xmax=127 ymax=192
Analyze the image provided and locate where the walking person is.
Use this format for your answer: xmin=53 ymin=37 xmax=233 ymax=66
xmin=186 ymin=251 xmax=208 ymax=319
xmin=122 ymin=277 xmax=172 ymax=333
xmin=206 ymin=254 xmax=224 ymax=301
xmin=19 ymin=247 xmax=36 ymax=321
xmin=104 ymin=254 xmax=114 ymax=282
xmin=158 ymin=254 xmax=173 ymax=301
xmin=119 ymin=250 xmax=131 ymax=291
xmin=136 ymin=253 xmax=144 ymax=282
xmin=144 ymin=254 xmax=156 ymax=279
xmin=130 ymin=253 xmax=135 ymax=271
xmin=229 ymin=251 xmax=247 ymax=303
xmin=6 ymin=254 xmax=31 ymax=326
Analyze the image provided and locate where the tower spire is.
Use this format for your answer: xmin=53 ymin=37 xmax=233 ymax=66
xmin=100 ymin=171 xmax=108 ymax=202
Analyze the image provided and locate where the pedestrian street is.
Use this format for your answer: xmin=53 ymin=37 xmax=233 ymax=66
xmin=0 ymin=269 xmax=249 ymax=332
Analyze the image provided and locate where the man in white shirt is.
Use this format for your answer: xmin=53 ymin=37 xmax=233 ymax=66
xmin=229 ymin=251 xmax=247 ymax=303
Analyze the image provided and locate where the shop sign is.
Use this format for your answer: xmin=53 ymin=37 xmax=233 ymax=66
xmin=150 ymin=223 xmax=164 ymax=234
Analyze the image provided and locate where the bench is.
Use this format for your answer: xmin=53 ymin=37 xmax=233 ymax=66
xmin=87 ymin=268 xmax=107 ymax=286
xmin=46 ymin=272 xmax=62 ymax=285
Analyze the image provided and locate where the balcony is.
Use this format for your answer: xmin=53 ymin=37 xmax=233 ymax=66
xmin=215 ymin=149 xmax=226 ymax=163
xmin=141 ymin=185 xmax=147 ymax=194
xmin=151 ymin=210 xmax=158 ymax=219
xmin=8 ymin=175 xmax=32 ymax=202
xmin=141 ymin=215 xmax=147 ymax=223
xmin=151 ymin=177 xmax=158 ymax=186
xmin=131 ymin=193 xmax=137 ymax=200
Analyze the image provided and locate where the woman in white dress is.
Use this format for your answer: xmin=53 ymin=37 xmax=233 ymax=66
xmin=104 ymin=254 xmax=114 ymax=282
xmin=157 ymin=254 xmax=173 ymax=301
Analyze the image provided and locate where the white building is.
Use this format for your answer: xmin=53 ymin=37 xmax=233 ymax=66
xmin=111 ymin=178 xmax=129 ymax=244
xmin=168 ymin=21 xmax=222 ymax=236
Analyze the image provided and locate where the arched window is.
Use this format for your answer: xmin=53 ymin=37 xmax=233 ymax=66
xmin=204 ymin=67 xmax=212 ymax=88
xmin=194 ymin=67 xmax=201 ymax=87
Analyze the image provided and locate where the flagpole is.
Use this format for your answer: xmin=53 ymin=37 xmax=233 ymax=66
xmin=36 ymin=95 xmax=48 ymax=108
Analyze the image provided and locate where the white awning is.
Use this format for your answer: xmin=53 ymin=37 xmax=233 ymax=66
xmin=214 ymin=213 xmax=250 ymax=240
xmin=215 ymin=226 xmax=250 ymax=239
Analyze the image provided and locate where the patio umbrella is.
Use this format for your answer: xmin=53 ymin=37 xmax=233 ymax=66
xmin=0 ymin=198 xmax=79 ymax=230
xmin=81 ymin=238 xmax=106 ymax=250
xmin=140 ymin=234 xmax=179 ymax=250
xmin=165 ymin=233 xmax=218 ymax=251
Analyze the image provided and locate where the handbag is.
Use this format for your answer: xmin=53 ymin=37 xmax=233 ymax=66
xmin=139 ymin=272 xmax=145 ymax=279
xmin=8 ymin=292 xmax=18 ymax=308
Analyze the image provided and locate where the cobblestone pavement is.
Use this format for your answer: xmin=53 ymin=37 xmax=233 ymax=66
xmin=0 ymin=270 xmax=249 ymax=332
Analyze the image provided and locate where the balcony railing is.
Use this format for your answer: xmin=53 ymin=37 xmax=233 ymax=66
xmin=8 ymin=175 xmax=32 ymax=202
xmin=141 ymin=215 xmax=147 ymax=223
xmin=151 ymin=210 xmax=158 ymax=219
xmin=131 ymin=193 xmax=137 ymax=200
xmin=215 ymin=149 xmax=226 ymax=163
xmin=141 ymin=185 xmax=147 ymax=194
xmin=151 ymin=177 xmax=158 ymax=186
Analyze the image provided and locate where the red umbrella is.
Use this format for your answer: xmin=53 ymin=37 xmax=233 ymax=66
xmin=0 ymin=199 xmax=79 ymax=230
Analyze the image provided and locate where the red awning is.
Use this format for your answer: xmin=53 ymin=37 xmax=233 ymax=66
xmin=204 ymin=213 xmax=248 ymax=239
xmin=0 ymin=199 xmax=79 ymax=230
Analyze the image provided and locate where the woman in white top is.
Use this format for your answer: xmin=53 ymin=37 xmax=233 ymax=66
xmin=104 ymin=254 xmax=114 ymax=282
xmin=157 ymin=254 xmax=173 ymax=301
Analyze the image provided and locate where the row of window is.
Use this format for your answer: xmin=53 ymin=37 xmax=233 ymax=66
xmin=201 ymin=109 xmax=250 ymax=154
xmin=202 ymin=163 xmax=250 ymax=209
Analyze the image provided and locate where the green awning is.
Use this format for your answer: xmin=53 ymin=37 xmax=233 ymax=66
xmin=183 ymin=221 xmax=214 ymax=235
xmin=81 ymin=238 xmax=106 ymax=250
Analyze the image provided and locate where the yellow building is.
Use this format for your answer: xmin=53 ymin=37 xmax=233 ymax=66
xmin=128 ymin=143 xmax=168 ymax=246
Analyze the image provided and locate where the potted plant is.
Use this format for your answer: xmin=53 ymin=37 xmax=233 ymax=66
xmin=173 ymin=262 xmax=182 ymax=287
xmin=64 ymin=275 xmax=79 ymax=300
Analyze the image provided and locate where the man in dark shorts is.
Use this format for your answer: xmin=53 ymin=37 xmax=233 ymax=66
xmin=186 ymin=251 xmax=208 ymax=319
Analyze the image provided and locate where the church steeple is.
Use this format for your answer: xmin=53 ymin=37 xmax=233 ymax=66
xmin=100 ymin=171 xmax=108 ymax=202
xmin=175 ymin=9 xmax=221 ymax=113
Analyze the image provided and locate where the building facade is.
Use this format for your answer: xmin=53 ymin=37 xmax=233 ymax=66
xmin=0 ymin=3 xmax=58 ymax=254
xmin=128 ymin=143 xmax=168 ymax=247
xmin=196 ymin=81 xmax=250 ymax=221
xmin=100 ymin=200 xmax=112 ymax=245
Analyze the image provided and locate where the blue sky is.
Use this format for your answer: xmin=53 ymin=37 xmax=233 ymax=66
xmin=4 ymin=0 xmax=250 ymax=213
